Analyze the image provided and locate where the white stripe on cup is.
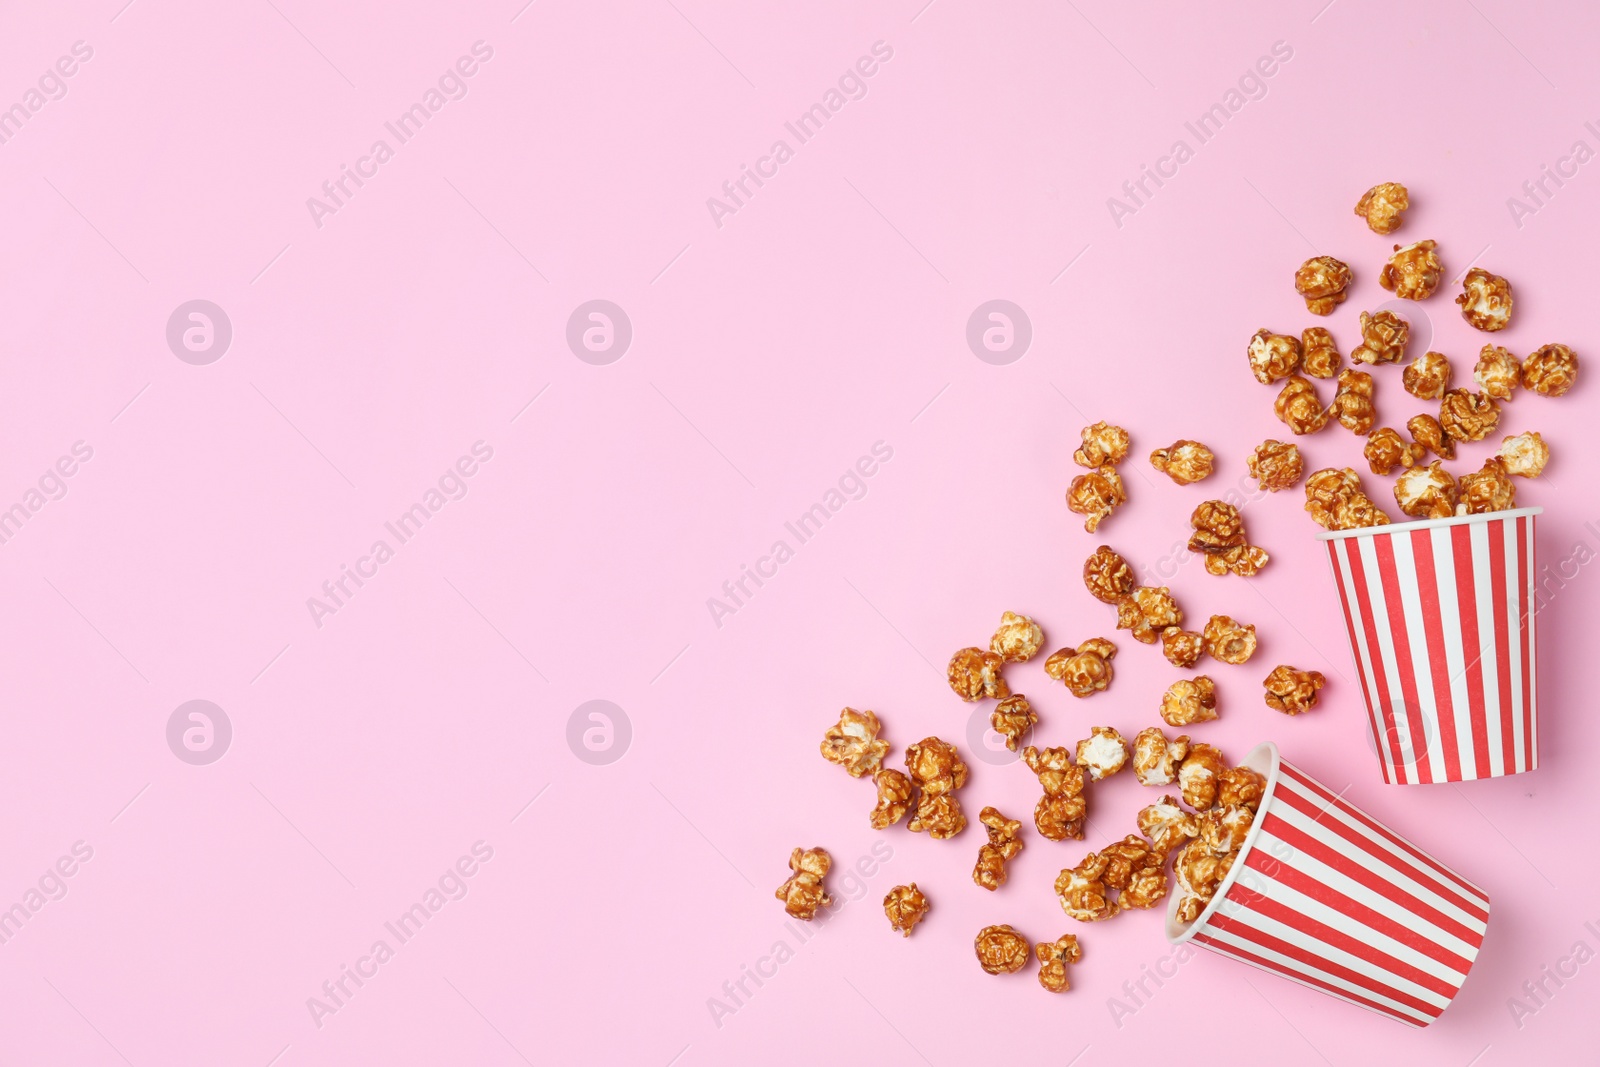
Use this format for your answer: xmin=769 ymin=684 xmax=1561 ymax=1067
xmin=1389 ymin=531 xmax=1446 ymax=780
xmin=1428 ymin=525 xmax=1479 ymax=777
xmin=1502 ymin=516 xmax=1526 ymax=774
xmin=1358 ymin=535 xmax=1417 ymax=783
xmin=1468 ymin=520 xmax=1504 ymax=778
xmin=1331 ymin=541 xmax=1397 ymax=783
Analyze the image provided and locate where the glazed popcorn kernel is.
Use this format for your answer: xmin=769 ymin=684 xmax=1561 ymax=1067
xmin=820 ymin=707 xmax=890 ymax=778
xmin=1248 ymin=328 xmax=1303 ymax=384
xmin=1083 ymin=545 xmax=1136 ymax=604
xmin=1439 ymin=388 xmax=1500 ymax=444
xmin=1036 ymin=934 xmax=1084 ymax=994
xmin=1023 ymin=745 xmax=1088 ymax=841
xmin=975 ymin=924 xmax=1033 ymax=975
xmin=905 ymin=736 xmax=968 ymax=795
xmin=1188 ymin=499 xmax=1246 ymax=555
xmin=1133 ymin=727 xmax=1191 ymax=786
xmin=870 ymin=769 xmax=915 ymax=830
xmin=1196 ymin=804 xmax=1256 ymax=855
xmin=1458 ymin=267 xmax=1514 ymax=332
xmin=1301 ymin=326 xmax=1344 ymax=379
xmin=947 ymin=647 xmax=1011 ymax=703
xmin=1205 ymin=543 xmax=1270 ymax=578
xmin=1100 ymin=835 xmax=1170 ymax=912
xmin=990 ymin=610 xmax=1046 ymax=663
xmin=1067 ymin=466 xmax=1127 ymax=533
xmin=1379 ymin=239 xmax=1443 ymax=301
xmin=907 ymin=792 xmax=968 ymax=839
xmin=974 ymin=806 xmax=1026 ymax=891
xmin=1523 ymin=343 xmax=1580 ymax=397
xmin=1115 ymin=586 xmax=1183 ymax=644
xmin=1202 ymin=615 xmax=1257 ymax=665
xmin=990 ymin=695 xmax=1038 ymax=752
xmin=1274 ymin=375 xmax=1331 ymax=435
xmin=1160 ymin=676 xmax=1219 ymax=728
xmin=1263 ymin=665 xmax=1326 ymax=716
xmin=1044 ymin=638 xmax=1117 ymax=698
xmin=1138 ymin=795 xmax=1199 ymax=856
xmin=1364 ymin=426 xmax=1426 ymax=476
xmin=1457 ymin=457 xmax=1517 ymax=515
xmin=1500 ymin=431 xmax=1549 ymax=478
xmin=1179 ymin=743 xmax=1228 ymax=811
xmin=1332 ymin=368 xmax=1377 ymax=435
xmin=1173 ymin=842 xmax=1240 ymax=924
xmin=1294 ymin=255 xmax=1354 ymax=315
xmin=1351 ymin=309 xmax=1410 ymax=365
xmin=1407 ymin=413 xmax=1456 ymax=461
xmin=883 ymin=883 xmax=930 ymax=937
xmin=1394 ymin=461 xmax=1458 ymax=519
xmin=1150 ymin=440 xmax=1216 ymax=485
xmin=1474 ymin=345 xmax=1522 ymax=402
xmin=1160 ymin=626 xmax=1205 ymax=668
xmin=1074 ymin=421 xmax=1132 ymax=468
xmin=1248 ymin=439 xmax=1304 ymax=492
xmin=1355 ymin=181 xmax=1409 ymax=233
xmin=1304 ymin=466 xmax=1393 ymax=530
xmin=1075 ymin=726 xmax=1129 ymax=781
xmin=1054 ymin=862 xmax=1116 ymax=924
xmin=1404 ymin=351 xmax=1453 ymax=400
xmin=776 ymin=847 xmax=833 ymax=920
xmin=1216 ymin=765 xmax=1267 ymax=811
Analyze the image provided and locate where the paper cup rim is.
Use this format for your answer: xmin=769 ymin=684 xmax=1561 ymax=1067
xmin=1165 ymin=740 xmax=1282 ymax=945
xmin=1313 ymin=506 xmax=1541 ymax=543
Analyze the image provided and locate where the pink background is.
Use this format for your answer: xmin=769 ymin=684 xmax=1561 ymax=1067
xmin=1 ymin=0 xmax=1596 ymax=1063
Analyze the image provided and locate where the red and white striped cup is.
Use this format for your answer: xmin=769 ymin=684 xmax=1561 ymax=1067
xmin=1167 ymin=742 xmax=1491 ymax=1027
xmin=1317 ymin=507 xmax=1540 ymax=784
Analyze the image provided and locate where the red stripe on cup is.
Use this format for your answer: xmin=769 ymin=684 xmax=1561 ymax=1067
xmin=1194 ymin=931 xmax=1438 ymax=1024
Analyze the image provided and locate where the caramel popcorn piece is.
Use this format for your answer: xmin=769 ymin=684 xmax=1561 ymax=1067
xmin=1294 ymin=255 xmax=1353 ymax=315
xmin=1408 ymin=414 xmax=1456 ymax=460
xmin=1179 ymin=743 xmax=1228 ymax=811
xmin=1355 ymin=182 xmax=1408 ymax=233
xmin=1196 ymin=804 xmax=1255 ymax=855
xmin=1248 ymin=329 xmax=1303 ymax=384
xmin=975 ymin=925 xmax=1032 ymax=975
xmin=1054 ymin=863 xmax=1116 ymax=923
xmin=1036 ymin=934 xmax=1083 ymax=993
xmin=1247 ymin=439 xmax=1303 ymax=492
xmin=1301 ymin=327 xmax=1343 ymax=379
xmin=883 ymin=883 xmax=929 ymax=937
xmin=1403 ymin=351 xmax=1453 ymax=399
xmin=947 ymin=647 xmax=1010 ymax=702
xmin=1114 ymin=586 xmax=1182 ymax=644
xmin=1474 ymin=345 xmax=1522 ymax=402
xmin=1023 ymin=745 xmax=1087 ymax=841
xmin=990 ymin=695 xmax=1038 ymax=752
xmin=1173 ymin=842 xmax=1239 ymax=924
xmin=1394 ymin=461 xmax=1458 ymax=519
xmin=1457 ymin=267 xmax=1513 ymax=332
xmin=870 ymin=769 xmax=915 ymax=830
xmin=1523 ymin=344 xmax=1579 ymax=397
xmin=973 ymin=807 xmax=1025 ymax=891
xmin=1075 ymin=726 xmax=1129 ymax=781
xmin=1160 ymin=626 xmax=1204 ymax=668
xmin=1045 ymin=638 xmax=1117 ymax=697
xmin=1457 ymin=457 xmax=1517 ymax=515
xmin=1083 ymin=546 xmax=1136 ymax=604
xmin=1500 ymin=432 xmax=1549 ymax=478
xmin=1160 ymin=676 xmax=1219 ymax=727
xmin=1379 ymin=239 xmax=1443 ymax=300
xmin=1439 ymin=388 xmax=1499 ymax=444
xmin=1304 ymin=466 xmax=1392 ymax=530
xmin=1263 ymin=665 xmax=1326 ymax=715
xmin=1274 ymin=375 xmax=1331 ymax=434
xmin=1351 ymin=309 xmax=1410 ymax=365
xmin=1066 ymin=466 xmax=1127 ymax=533
xmin=907 ymin=793 xmax=967 ymax=839
xmin=1204 ymin=544 xmax=1270 ymax=578
xmin=1364 ymin=427 xmax=1426 ymax=476
xmin=1133 ymin=728 xmax=1190 ymax=787
xmin=1331 ymin=369 xmax=1377 ymax=435
xmin=1202 ymin=615 xmax=1257 ymax=665
xmin=1150 ymin=440 xmax=1215 ymax=484
xmin=776 ymin=847 xmax=833 ymax=920
xmin=905 ymin=737 xmax=968 ymax=795
xmin=820 ymin=707 xmax=890 ymax=778
xmin=1188 ymin=500 xmax=1245 ymax=555
xmin=1138 ymin=796 xmax=1198 ymax=856
xmin=1102 ymin=835 xmax=1169 ymax=911
xmin=1216 ymin=766 xmax=1267 ymax=811
xmin=990 ymin=611 xmax=1045 ymax=663
xmin=1073 ymin=421 xmax=1131 ymax=468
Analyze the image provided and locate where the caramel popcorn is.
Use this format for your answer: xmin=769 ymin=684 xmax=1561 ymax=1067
xmin=1304 ymin=466 xmax=1392 ymax=530
xmin=1457 ymin=457 xmax=1517 ymax=515
xmin=975 ymin=924 xmax=1032 ymax=975
xmin=1056 ymin=836 xmax=1167 ymax=920
xmin=1115 ymin=586 xmax=1183 ymax=644
xmin=1138 ymin=795 xmax=1198 ymax=856
xmin=1351 ymin=309 xmax=1409 ymax=365
xmin=1196 ymin=804 xmax=1255 ymax=855
xmin=1274 ymin=375 xmax=1331 ymax=434
xmin=1202 ymin=615 xmax=1257 ymax=665
xmin=1500 ymin=432 xmax=1549 ymax=478
xmin=1247 ymin=439 xmax=1304 ymax=492
xmin=1150 ymin=440 xmax=1215 ymax=484
xmin=1179 ymin=743 xmax=1228 ymax=811
xmin=1133 ymin=727 xmax=1190 ymax=786
xmin=1332 ymin=369 xmax=1377 ymax=435
xmin=883 ymin=883 xmax=929 ymax=937
xmin=1074 ymin=421 xmax=1131 ymax=468
xmin=1523 ymin=343 xmax=1579 ymax=397
xmin=990 ymin=611 xmax=1045 ymax=663
xmin=1083 ymin=545 xmax=1136 ymax=604
xmin=1216 ymin=765 xmax=1267 ymax=811
xmin=1054 ymin=863 xmax=1116 ymax=923
xmin=1023 ymin=746 xmax=1087 ymax=841
xmin=870 ymin=769 xmax=915 ymax=830
xmin=907 ymin=793 xmax=967 ymax=839
xmin=973 ymin=807 xmax=1025 ymax=891
xmin=1355 ymin=182 xmax=1408 ymax=233
xmin=1439 ymin=388 xmax=1499 ymax=444
xmin=1036 ymin=934 xmax=1083 ymax=993
xmin=1302 ymin=327 xmax=1343 ymax=379
xmin=1294 ymin=255 xmax=1353 ymax=315
xmin=1248 ymin=329 xmax=1303 ymax=384
xmin=1457 ymin=267 xmax=1513 ymax=332
xmin=1075 ymin=726 xmax=1129 ymax=781
xmin=1160 ymin=676 xmax=1219 ymax=727
xmin=947 ymin=647 xmax=1010 ymax=702
xmin=1160 ymin=626 xmax=1204 ymax=668
xmin=1066 ymin=466 xmax=1127 ymax=533
xmin=1173 ymin=842 xmax=1239 ymax=924
xmin=1263 ymin=665 xmax=1326 ymax=716
xmin=1394 ymin=461 xmax=1458 ymax=519
xmin=1474 ymin=345 xmax=1521 ymax=402
xmin=1364 ymin=426 xmax=1426 ymax=476
xmin=1205 ymin=544 xmax=1270 ymax=578
xmin=820 ymin=707 xmax=890 ymax=778
xmin=905 ymin=737 xmax=968 ymax=795
xmin=1188 ymin=500 xmax=1245 ymax=555
xmin=1379 ymin=239 xmax=1443 ymax=300
xmin=1403 ymin=351 xmax=1453 ymax=399
xmin=990 ymin=695 xmax=1038 ymax=752
xmin=776 ymin=847 xmax=833 ymax=920
xmin=1045 ymin=638 xmax=1117 ymax=698
xmin=1408 ymin=413 xmax=1456 ymax=460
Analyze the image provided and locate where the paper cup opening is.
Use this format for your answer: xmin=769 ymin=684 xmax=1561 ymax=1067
xmin=1313 ymin=505 xmax=1542 ymax=542
xmin=1165 ymin=741 xmax=1280 ymax=944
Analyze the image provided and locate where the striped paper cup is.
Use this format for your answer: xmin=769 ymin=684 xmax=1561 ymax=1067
xmin=1318 ymin=507 xmax=1540 ymax=784
xmin=1167 ymin=743 xmax=1491 ymax=1027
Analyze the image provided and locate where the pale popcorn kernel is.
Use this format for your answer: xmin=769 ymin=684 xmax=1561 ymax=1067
xmin=1066 ymin=465 xmax=1127 ymax=533
xmin=1248 ymin=328 xmax=1303 ymax=384
xmin=1023 ymin=745 xmax=1087 ymax=841
xmin=819 ymin=707 xmax=890 ymax=778
xmin=1474 ymin=345 xmax=1522 ymax=402
xmin=1160 ymin=676 xmax=1219 ymax=727
xmin=1179 ymin=743 xmax=1227 ymax=811
xmin=990 ymin=610 xmax=1045 ymax=663
xmin=1355 ymin=181 xmax=1408 ymax=233
xmin=869 ymin=769 xmax=915 ymax=830
xmin=1457 ymin=457 xmax=1518 ymax=515
xmin=1439 ymin=388 xmax=1500 ymax=444
xmin=946 ymin=647 xmax=1010 ymax=702
xmin=1523 ymin=343 xmax=1580 ymax=397
xmin=1394 ymin=461 xmax=1458 ymax=519
xmin=1274 ymin=375 xmax=1331 ymax=435
xmin=973 ymin=806 xmax=1025 ymax=891
xmin=1247 ymin=439 xmax=1303 ymax=492
xmin=1350 ymin=309 xmax=1410 ymax=365
xmin=776 ymin=847 xmax=833 ymax=920
xmin=1294 ymin=255 xmax=1353 ymax=315
xmin=1149 ymin=440 xmax=1216 ymax=484
xmin=1035 ymin=934 xmax=1083 ymax=993
xmin=883 ymin=883 xmax=929 ymax=937
xmin=975 ymin=924 xmax=1032 ymax=974
xmin=1137 ymin=795 xmax=1198 ymax=856
xmin=1132 ymin=727 xmax=1190 ymax=786
xmin=1202 ymin=615 xmax=1257 ymax=665
xmin=1457 ymin=267 xmax=1514 ymax=332
xmin=1073 ymin=421 xmax=1131 ymax=468
xmin=1075 ymin=726 xmax=1129 ymax=781
xmin=1403 ymin=351 xmax=1453 ymax=399
xmin=1499 ymin=432 xmax=1549 ymax=478
xmin=1379 ymin=239 xmax=1444 ymax=301
xmin=1263 ymin=665 xmax=1326 ymax=716
xmin=1301 ymin=327 xmax=1343 ymax=379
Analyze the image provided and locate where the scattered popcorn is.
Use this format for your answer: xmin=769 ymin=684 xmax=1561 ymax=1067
xmin=990 ymin=695 xmax=1038 ymax=752
xmin=870 ymin=769 xmax=915 ymax=830
xmin=908 ymin=793 xmax=967 ymax=839
xmin=820 ymin=707 xmax=890 ymax=778
xmin=1499 ymin=432 xmax=1549 ymax=478
xmin=1247 ymin=439 xmax=1304 ymax=492
xmin=1294 ymin=255 xmax=1353 ymax=315
xmin=1074 ymin=421 xmax=1132 ymax=468
xmin=1160 ymin=676 xmax=1219 ymax=727
xmin=1457 ymin=457 xmax=1517 ymax=515
xmin=1187 ymin=500 xmax=1245 ymax=555
xmin=974 ymin=807 xmax=1025 ymax=891
xmin=1205 ymin=544 xmax=1270 ymax=578
xmin=1403 ymin=351 xmax=1453 ymax=399
xmin=1056 ymin=836 xmax=1167 ymax=921
xmin=1054 ymin=863 xmax=1115 ymax=923
xmin=1023 ymin=746 xmax=1088 ymax=841
xmin=1044 ymin=638 xmax=1117 ymax=697
xmin=1150 ymin=440 xmax=1215 ymax=484
xmin=1394 ymin=461 xmax=1458 ymax=519
xmin=1364 ymin=426 xmax=1426 ymax=475
xmin=1202 ymin=615 xmax=1257 ymax=665
xmin=1474 ymin=345 xmax=1521 ymax=402
xmin=1248 ymin=328 xmax=1303 ymax=384
xmin=1274 ymin=375 xmax=1331 ymax=434
xmin=1083 ymin=545 xmax=1136 ymax=604
xmin=1172 ymin=842 xmax=1239 ymax=924
xmin=1075 ymin=726 xmax=1129 ymax=781
xmin=1439 ymin=388 xmax=1500 ymax=444
xmin=1304 ymin=466 xmax=1392 ymax=530
xmin=1331 ymin=369 xmax=1377 ymax=435
xmin=1133 ymin=728 xmax=1191 ymax=786
xmin=1114 ymin=586 xmax=1183 ymax=644
xmin=1196 ymin=804 xmax=1255 ymax=855
xmin=1216 ymin=766 xmax=1267 ymax=811
xmin=1138 ymin=796 xmax=1199 ymax=856
xmin=947 ymin=647 xmax=1010 ymax=702
xmin=1263 ymin=665 xmax=1326 ymax=716
xmin=1067 ymin=466 xmax=1127 ymax=533
xmin=1355 ymin=182 xmax=1408 ymax=233
xmin=905 ymin=737 xmax=968 ymax=795
xmin=1179 ymin=743 xmax=1228 ymax=811
xmin=883 ymin=883 xmax=929 ymax=937
xmin=776 ymin=847 xmax=833 ymax=920
xmin=1457 ymin=267 xmax=1513 ymax=332
xmin=1160 ymin=626 xmax=1204 ymax=668
xmin=1379 ymin=239 xmax=1443 ymax=300
xmin=990 ymin=611 xmax=1045 ymax=663
xmin=1351 ymin=309 xmax=1410 ymax=365
xmin=1302 ymin=326 xmax=1343 ymax=379
xmin=1035 ymin=934 xmax=1083 ymax=993
xmin=1407 ymin=413 xmax=1456 ymax=460
xmin=1523 ymin=343 xmax=1580 ymax=397
xmin=975 ymin=924 xmax=1032 ymax=975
